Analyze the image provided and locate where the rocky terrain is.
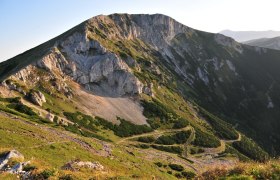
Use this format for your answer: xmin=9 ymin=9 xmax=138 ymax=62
xmin=0 ymin=13 xmax=280 ymax=179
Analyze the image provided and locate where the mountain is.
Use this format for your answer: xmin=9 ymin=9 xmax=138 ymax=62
xmin=220 ymin=29 xmax=280 ymax=42
xmin=244 ymin=36 xmax=280 ymax=50
xmin=0 ymin=14 xmax=280 ymax=179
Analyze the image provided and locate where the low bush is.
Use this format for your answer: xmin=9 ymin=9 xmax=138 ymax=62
xmin=172 ymin=118 xmax=189 ymax=129
xmin=59 ymin=174 xmax=74 ymax=180
xmin=232 ymin=136 xmax=269 ymax=162
xmin=155 ymin=130 xmax=191 ymax=145
xmin=181 ymin=171 xmax=196 ymax=179
xmin=39 ymin=169 xmax=55 ymax=179
xmin=192 ymin=129 xmax=220 ymax=148
xmin=137 ymin=136 xmax=155 ymax=143
xmin=7 ymin=103 xmax=37 ymax=116
xmin=135 ymin=144 xmax=150 ymax=149
xmin=155 ymin=135 xmax=176 ymax=145
xmin=63 ymin=111 xmax=98 ymax=132
xmin=199 ymin=108 xmax=239 ymax=140
xmin=96 ymin=116 xmax=153 ymax=137
xmin=0 ymin=97 xmax=21 ymax=103
xmin=142 ymin=99 xmax=181 ymax=128
xmin=222 ymin=145 xmax=250 ymax=162
xmin=168 ymin=164 xmax=184 ymax=171
xmin=23 ymin=164 xmax=37 ymax=171
xmin=154 ymin=162 xmax=163 ymax=167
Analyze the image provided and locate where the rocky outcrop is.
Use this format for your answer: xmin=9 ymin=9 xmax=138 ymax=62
xmin=45 ymin=112 xmax=54 ymax=122
xmin=215 ymin=34 xmax=243 ymax=54
xmin=62 ymin=160 xmax=104 ymax=171
xmin=57 ymin=33 xmax=144 ymax=96
xmin=27 ymin=90 xmax=46 ymax=106
xmin=0 ymin=150 xmax=24 ymax=170
xmin=0 ymin=150 xmax=32 ymax=177
xmin=2 ymin=80 xmax=26 ymax=95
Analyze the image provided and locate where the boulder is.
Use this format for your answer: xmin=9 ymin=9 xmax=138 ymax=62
xmin=45 ymin=112 xmax=54 ymax=122
xmin=28 ymin=91 xmax=46 ymax=106
xmin=0 ymin=150 xmax=24 ymax=170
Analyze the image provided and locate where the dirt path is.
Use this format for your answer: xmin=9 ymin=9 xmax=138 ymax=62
xmin=195 ymin=132 xmax=241 ymax=156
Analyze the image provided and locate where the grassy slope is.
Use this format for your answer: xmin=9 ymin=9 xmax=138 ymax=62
xmin=0 ymin=113 xmax=176 ymax=179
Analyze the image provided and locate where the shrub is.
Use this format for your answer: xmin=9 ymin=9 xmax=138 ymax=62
xmin=137 ymin=136 xmax=155 ymax=143
xmin=39 ymin=169 xmax=55 ymax=179
xmin=155 ymin=135 xmax=176 ymax=145
xmin=7 ymin=103 xmax=37 ymax=116
xmin=173 ymin=118 xmax=189 ymax=129
xmin=192 ymin=129 xmax=220 ymax=148
xmin=53 ymin=116 xmax=59 ymax=123
xmin=136 ymin=144 xmax=150 ymax=149
xmin=174 ymin=173 xmax=183 ymax=178
xmin=232 ymin=136 xmax=269 ymax=162
xmin=0 ymin=97 xmax=21 ymax=103
xmin=113 ymin=117 xmax=153 ymax=137
xmin=59 ymin=174 xmax=74 ymax=180
xmin=199 ymin=109 xmax=239 ymax=140
xmin=142 ymin=99 xmax=180 ymax=128
xmin=23 ymin=164 xmax=37 ymax=171
xmin=181 ymin=171 xmax=196 ymax=179
xmin=168 ymin=164 xmax=184 ymax=171
xmin=155 ymin=130 xmax=191 ymax=145
xmin=63 ymin=111 xmax=98 ymax=131
xmin=222 ymin=145 xmax=250 ymax=162
xmin=154 ymin=162 xmax=163 ymax=167
xmin=96 ymin=116 xmax=153 ymax=137
xmin=64 ymin=112 xmax=153 ymax=138
xmin=173 ymin=130 xmax=191 ymax=144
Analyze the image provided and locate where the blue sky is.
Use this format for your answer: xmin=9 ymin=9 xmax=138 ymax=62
xmin=0 ymin=0 xmax=279 ymax=62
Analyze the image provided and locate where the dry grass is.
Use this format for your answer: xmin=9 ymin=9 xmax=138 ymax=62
xmin=196 ymin=160 xmax=280 ymax=179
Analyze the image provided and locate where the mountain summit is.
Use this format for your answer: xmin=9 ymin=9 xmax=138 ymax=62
xmin=0 ymin=14 xmax=279 ymax=179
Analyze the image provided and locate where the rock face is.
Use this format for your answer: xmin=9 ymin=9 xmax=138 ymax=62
xmin=26 ymin=33 xmax=143 ymax=97
xmin=27 ymin=90 xmax=46 ymax=106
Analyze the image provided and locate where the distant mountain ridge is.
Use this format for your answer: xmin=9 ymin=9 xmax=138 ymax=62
xmin=244 ymin=36 xmax=280 ymax=50
xmin=220 ymin=29 xmax=280 ymax=42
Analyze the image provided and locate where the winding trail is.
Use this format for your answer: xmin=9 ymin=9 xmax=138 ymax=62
xmin=116 ymin=126 xmax=192 ymax=144
xmin=117 ymin=125 xmax=242 ymax=173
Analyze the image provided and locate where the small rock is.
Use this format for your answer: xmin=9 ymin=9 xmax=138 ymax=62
xmin=62 ymin=160 xmax=104 ymax=171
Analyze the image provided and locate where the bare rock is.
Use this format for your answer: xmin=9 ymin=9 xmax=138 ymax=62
xmin=143 ymin=83 xmax=154 ymax=96
xmin=27 ymin=90 xmax=46 ymax=106
xmin=45 ymin=112 xmax=54 ymax=122
xmin=0 ymin=150 xmax=24 ymax=170
xmin=62 ymin=160 xmax=104 ymax=171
